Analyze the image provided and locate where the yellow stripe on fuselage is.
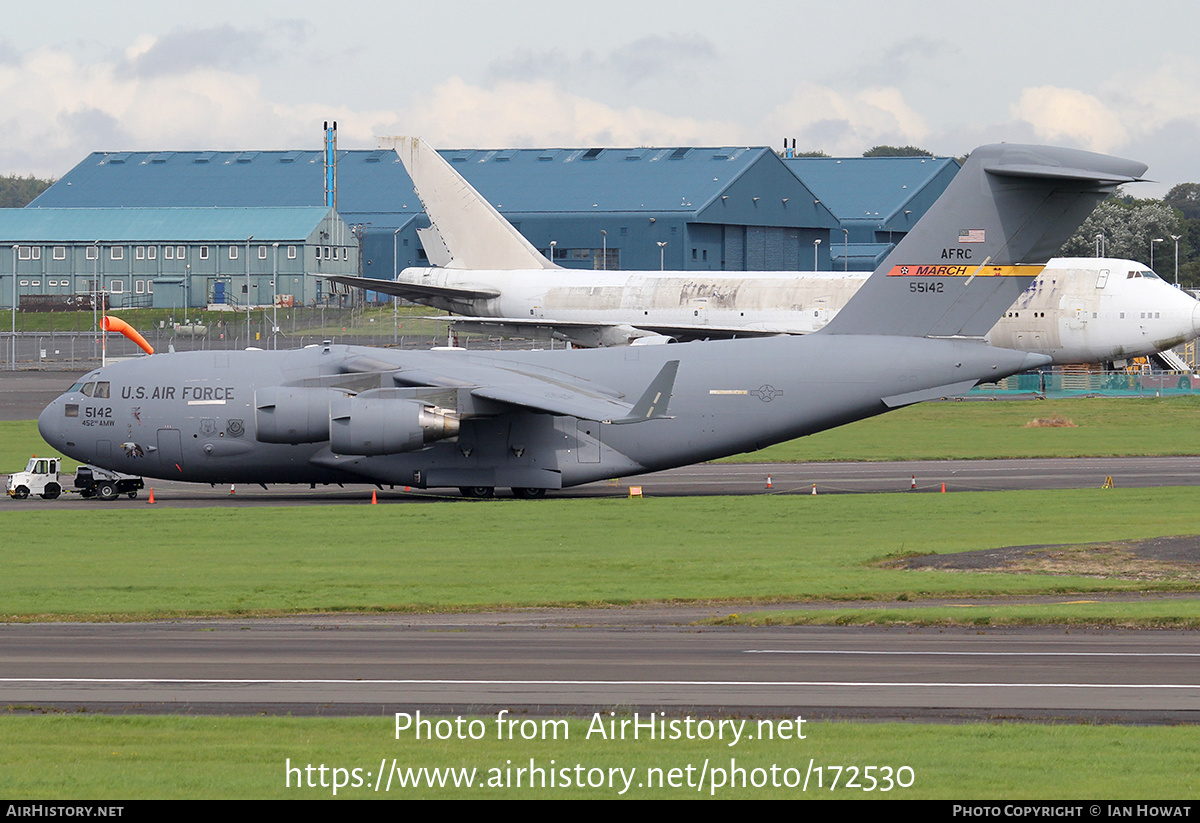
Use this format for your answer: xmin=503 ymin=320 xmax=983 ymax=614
xmin=886 ymin=264 xmax=1045 ymax=277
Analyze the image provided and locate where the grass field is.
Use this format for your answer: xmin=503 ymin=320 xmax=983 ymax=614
xmin=3 ymin=489 xmax=1199 ymax=622
xmin=724 ymin=395 xmax=1200 ymax=462
xmin=1 ymin=715 xmax=1197 ymax=799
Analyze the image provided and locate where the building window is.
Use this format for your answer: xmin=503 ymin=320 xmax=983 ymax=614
xmin=199 ymin=246 xmax=209 ymax=260
xmin=53 ymin=246 xmax=66 ymax=260
xmin=110 ymin=247 xmax=123 ymax=260
xmin=86 ymin=247 xmax=98 ymax=260
xmin=164 ymin=246 xmax=174 ymax=260
xmin=135 ymin=280 xmax=145 ymax=294
xmin=135 ymin=246 xmax=145 ymax=260
xmin=287 ymin=246 xmax=297 ymax=259
xmin=147 ymin=281 xmax=153 ymax=293
xmin=343 ymin=248 xmax=349 ymax=261
xmin=17 ymin=246 xmax=31 ymax=260
xmin=176 ymin=246 xmax=185 ymax=258
xmin=109 ymin=280 xmax=123 ymax=293
xmin=147 ymin=246 xmax=156 ymax=260
xmin=229 ymin=246 xmax=239 ymax=260
xmin=258 ymin=246 xmax=267 ymax=260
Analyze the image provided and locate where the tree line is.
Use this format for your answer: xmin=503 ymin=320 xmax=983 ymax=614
xmin=0 ymin=174 xmax=54 ymax=208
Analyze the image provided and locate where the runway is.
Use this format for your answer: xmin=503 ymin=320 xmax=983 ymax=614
xmin=3 ymin=617 xmax=1198 ymax=722
xmin=6 ymin=455 xmax=1200 ymax=508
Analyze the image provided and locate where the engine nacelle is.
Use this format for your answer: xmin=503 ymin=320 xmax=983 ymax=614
xmin=255 ymin=386 xmax=345 ymax=444
xmin=329 ymin=396 xmax=460 ymax=456
xmin=629 ymin=333 xmax=676 ymax=346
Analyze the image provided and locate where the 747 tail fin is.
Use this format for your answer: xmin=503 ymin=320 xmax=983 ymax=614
xmin=822 ymin=143 xmax=1147 ymax=338
xmin=393 ymin=136 xmax=559 ymax=271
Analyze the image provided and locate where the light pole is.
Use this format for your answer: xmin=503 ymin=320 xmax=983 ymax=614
xmin=600 ymin=230 xmax=607 ymax=270
xmin=272 ymin=243 xmax=279 ymax=350
xmin=1151 ymin=237 xmax=1163 ymax=271
xmin=92 ymin=241 xmax=99 ymax=361
xmin=393 ymin=226 xmax=403 ymax=345
xmin=245 ymin=236 xmax=253 ymax=347
xmin=657 ymin=242 xmax=667 ymax=271
xmin=548 ymin=240 xmax=556 ymax=263
xmin=10 ymin=245 xmax=16 ymax=371
xmin=813 ymin=238 xmax=822 ymax=271
xmin=1171 ymin=234 xmax=1182 ymax=288
xmin=842 ymin=228 xmax=849 ymax=272
xmin=1095 ymin=233 xmax=1105 ymax=258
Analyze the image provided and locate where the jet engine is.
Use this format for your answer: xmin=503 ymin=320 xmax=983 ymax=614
xmin=255 ymin=386 xmax=346 ymax=444
xmin=329 ymin=395 xmax=460 ymax=456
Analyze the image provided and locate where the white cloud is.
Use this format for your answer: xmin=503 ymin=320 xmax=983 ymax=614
xmin=401 ymin=77 xmax=746 ymax=148
xmin=762 ymin=83 xmax=930 ymax=155
xmin=1010 ymin=86 xmax=1129 ymax=153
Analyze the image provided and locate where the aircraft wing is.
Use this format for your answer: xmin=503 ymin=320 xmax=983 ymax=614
xmin=322 ymin=274 xmax=500 ymax=302
xmin=438 ymin=316 xmax=790 ymax=346
xmin=388 ymin=357 xmax=679 ymax=423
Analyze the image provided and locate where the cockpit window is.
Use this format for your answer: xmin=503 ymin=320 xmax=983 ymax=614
xmin=68 ymin=382 xmax=84 ymax=392
xmin=81 ymin=382 xmax=94 ymax=396
xmin=94 ymin=381 xmax=110 ymax=398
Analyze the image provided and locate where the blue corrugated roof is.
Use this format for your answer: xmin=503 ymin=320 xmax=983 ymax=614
xmin=32 ymin=147 xmax=778 ymax=216
xmin=782 ymin=156 xmax=959 ymax=223
xmin=0 ymin=207 xmax=334 ymax=242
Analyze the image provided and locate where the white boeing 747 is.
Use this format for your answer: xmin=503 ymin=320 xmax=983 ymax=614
xmin=326 ymin=138 xmax=1199 ymax=367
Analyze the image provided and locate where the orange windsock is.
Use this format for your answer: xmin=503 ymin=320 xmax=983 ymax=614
xmin=101 ymin=315 xmax=154 ymax=355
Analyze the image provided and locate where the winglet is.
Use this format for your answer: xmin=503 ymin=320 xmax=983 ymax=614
xmin=611 ymin=360 xmax=679 ymax=424
xmin=396 ymin=137 xmax=559 ymax=271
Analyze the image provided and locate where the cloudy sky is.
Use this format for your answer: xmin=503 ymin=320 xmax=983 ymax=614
xmin=4 ymin=0 xmax=1198 ymax=196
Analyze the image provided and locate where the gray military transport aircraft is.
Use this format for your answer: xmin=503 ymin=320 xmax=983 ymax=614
xmin=38 ymin=143 xmax=1145 ymax=498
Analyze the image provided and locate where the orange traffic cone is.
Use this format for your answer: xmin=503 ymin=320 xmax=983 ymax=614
xmin=941 ymin=482 xmax=946 ymax=493
xmin=766 ymin=475 xmax=773 ymax=489
xmin=910 ymin=475 xmax=916 ymax=490
xmin=811 ymin=484 xmax=817 ymax=495
xmin=147 ymin=488 xmax=156 ymax=504
xmin=230 ymin=484 xmax=236 ymax=495
xmin=371 ymin=489 xmax=378 ymax=504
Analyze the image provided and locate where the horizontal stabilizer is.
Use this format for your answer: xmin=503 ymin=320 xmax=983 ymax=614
xmin=322 ymin=274 xmax=500 ymax=302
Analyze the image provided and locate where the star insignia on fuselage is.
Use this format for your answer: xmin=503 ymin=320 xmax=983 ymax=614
xmin=750 ymin=384 xmax=783 ymax=402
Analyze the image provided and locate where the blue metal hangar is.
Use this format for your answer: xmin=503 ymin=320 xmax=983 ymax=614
xmin=19 ymin=139 xmax=960 ymax=302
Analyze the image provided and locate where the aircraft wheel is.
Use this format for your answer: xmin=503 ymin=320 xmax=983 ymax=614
xmin=458 ymin=486 xmax=495 ymax=499
xmin=11 ymin=486 xmax=29 ymax=500
xmin=511 ymin=487 xmax=547 ymax=499
xmin=96 ymin=482 xmax=118 ymax=501
xmin=40 ymin=483 xmax=61 ymax=500
xmin=127 ymin=490 xmax=138 ymax=499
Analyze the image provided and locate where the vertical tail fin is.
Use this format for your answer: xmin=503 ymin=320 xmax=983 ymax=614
xmin=822 ymin=143 xmax=1147 ymax=337
xmin=394 ymin=137 xmax=559 ymax=271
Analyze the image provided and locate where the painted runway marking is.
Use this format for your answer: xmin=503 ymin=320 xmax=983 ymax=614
xmin=746 ymin=650 xmax=1200 ymax=657
xmin=1 ymin=677 xmax=1196 ymax=689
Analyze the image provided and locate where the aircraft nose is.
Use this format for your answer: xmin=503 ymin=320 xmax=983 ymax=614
xmin=1191 ymin=298 xmax=1200 ymax=341
xmin=37 ymin=398 xmax=65 ymax=451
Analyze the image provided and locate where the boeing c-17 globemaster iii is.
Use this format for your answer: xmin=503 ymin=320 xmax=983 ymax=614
xmin=326 ymin=138 xmax=1197 ymax=367
xmin=38 ymin=143 xmax=1145 ymax=498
